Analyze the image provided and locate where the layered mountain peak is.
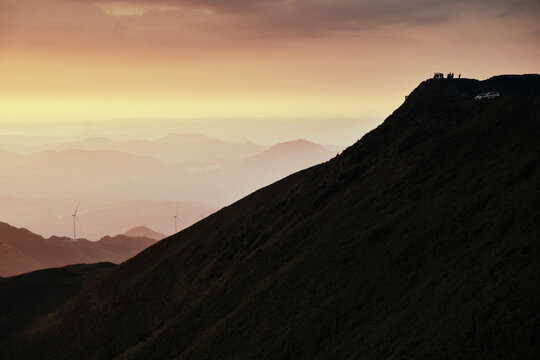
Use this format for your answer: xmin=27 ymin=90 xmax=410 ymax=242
xmin=124 ymin=226 xmax=166 ymax=241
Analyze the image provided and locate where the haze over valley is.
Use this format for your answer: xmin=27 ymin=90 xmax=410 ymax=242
xmin=0 ymin=131 xmax=340 ymax=239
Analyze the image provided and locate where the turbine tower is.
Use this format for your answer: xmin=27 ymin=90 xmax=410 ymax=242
xmin=72 ymin=203 xmax=80 ymax=241
xmin=173 ymin=204 xmax=180 ymax=233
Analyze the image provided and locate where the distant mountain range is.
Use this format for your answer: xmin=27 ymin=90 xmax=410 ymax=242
xmin=0 ymin=138 xmax=337 ymax=239
xmin=0 ymin=140 xmax=335 ymax=202
xmin=0 ymin=133 xmax=263 ymax=163
xmin=0 ymin=222 xmax=157 ymax=277
xmin=2 ymin=75 xmax=538 ymax=358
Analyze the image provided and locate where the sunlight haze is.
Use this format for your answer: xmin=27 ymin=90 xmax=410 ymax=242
xmin=1 ymin=0 xmax=538 ymax=128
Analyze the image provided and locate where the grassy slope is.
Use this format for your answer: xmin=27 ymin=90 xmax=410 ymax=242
xmin=4 ymin=75 xmax=540 ymax=359
xmin=0 ymin=263 xmax=114 ymax=343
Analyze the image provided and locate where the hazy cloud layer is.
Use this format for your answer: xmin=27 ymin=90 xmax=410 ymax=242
xmin=2 ymin=0 xmax=539 ymax=42
xmin=1 ymin=0 xmax=538 ymax=120
xmin=93 ymin=0 xmax=540 ymax=26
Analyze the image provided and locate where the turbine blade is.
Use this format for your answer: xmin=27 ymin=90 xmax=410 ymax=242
xmin=74 ymin=202 xmax=80 ymax=215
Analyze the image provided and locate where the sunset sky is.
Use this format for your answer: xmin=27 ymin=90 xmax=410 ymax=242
xmin=1 ymin=0 xmax=539 ymax=128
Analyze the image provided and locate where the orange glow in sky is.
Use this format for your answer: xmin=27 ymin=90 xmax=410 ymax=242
xmin=1 ymin=0 xmax=539 ymax=126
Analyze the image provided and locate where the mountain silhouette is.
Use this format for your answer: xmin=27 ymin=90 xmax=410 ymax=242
xmin=0 ymin=138 xmax=330 ymax=215
xmin=124 ymin=226 xmax=166 ymax=241
xmin=2 ymin=75 xmax=539 ymax=359
xmin=242 ymin=139 xmax=336 ymax=190
xmin=0 ymin=222 xmax=157 ymax=277
xmin=246 ymin=139 xmax=334 ymax=167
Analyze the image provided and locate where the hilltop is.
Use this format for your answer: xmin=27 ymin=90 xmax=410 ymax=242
xmin=124 ymin=226 xmax=166 ymax=241
xmin=242 ymin=139 xmax=336 ymax=190
xmin=2 ymin=75 xmax=539 ymax=359
xmin=246 ymin=139 xmax=333 ymax=167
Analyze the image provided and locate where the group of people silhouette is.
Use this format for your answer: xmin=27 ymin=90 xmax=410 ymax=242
xmin=433 ymin=72 xmax=461 ymax=79
xmin=447 ymin=72 xmax=461 ymax=79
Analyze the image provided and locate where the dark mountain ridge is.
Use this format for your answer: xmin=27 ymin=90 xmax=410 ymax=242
xmin=2 ymin=74 xmax=540 ymax=359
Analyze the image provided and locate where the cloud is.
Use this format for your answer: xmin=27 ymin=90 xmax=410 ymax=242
xmin=1 ymin=0 xmax=539 ymax=52
xmin=81 ymin=0 xmax=540 ymax=39
xmin=59 ymin=0 xmax=540 ymax=20
xmin=91 ymin=0 xmax=540 ymax=24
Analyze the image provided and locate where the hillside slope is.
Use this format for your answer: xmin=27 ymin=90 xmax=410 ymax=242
xmin=3 ymin=75 xmax=540 ymax=359
xmin=0 ymin=223 xmax=156 ymax=277
xmin=0 ymin=263 xmax=114 ymax=342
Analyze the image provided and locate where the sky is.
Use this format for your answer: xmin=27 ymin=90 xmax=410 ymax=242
xmin=1 ymin=0 xmax=539 ymax=133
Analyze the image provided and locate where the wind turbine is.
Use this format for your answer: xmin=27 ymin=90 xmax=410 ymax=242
xmin=72 ymin=202 xmax=80 ymax=241
xmin=173 ymin=204 xmax=180 ymax=233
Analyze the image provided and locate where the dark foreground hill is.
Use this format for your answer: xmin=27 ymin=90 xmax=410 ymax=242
xmin=2 ymin=74 xmax=540 ymax=359
xmin=0 ymin=263 xmax=114 ymax=342
xmin=0 ymin=222 xmax=157 ymax=277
